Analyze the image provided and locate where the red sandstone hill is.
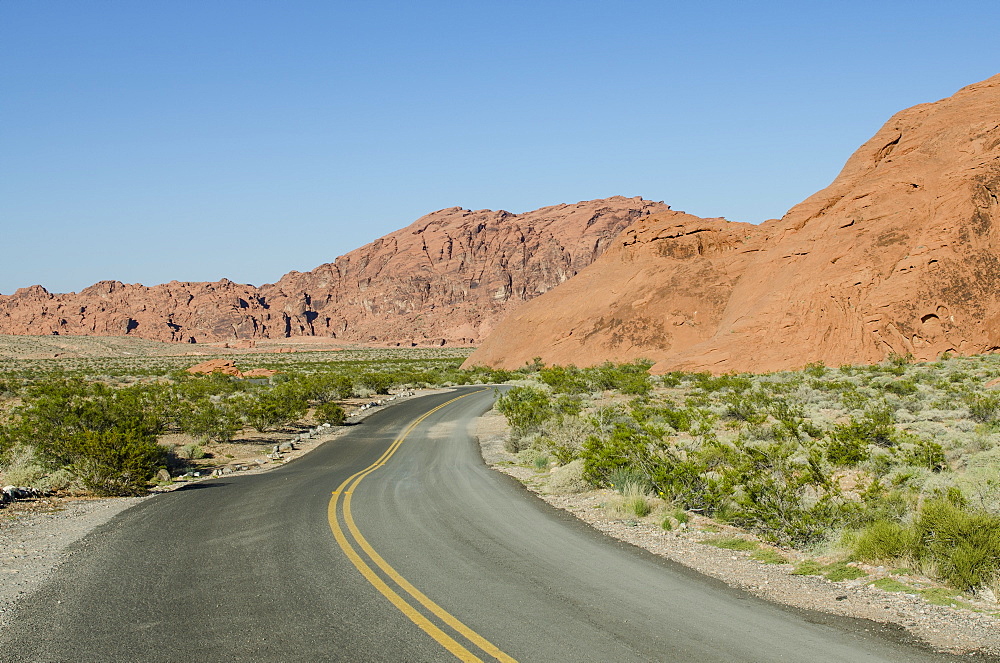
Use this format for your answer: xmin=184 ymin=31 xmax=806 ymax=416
xmin=0 ymin=197 xmax=667 ymax=346
xmin=465 ymin=74 xmax=1000 ymax=373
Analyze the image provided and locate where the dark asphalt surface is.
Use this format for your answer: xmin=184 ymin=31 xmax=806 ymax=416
xmin=0 ymin=387 xmax=983 ymax=662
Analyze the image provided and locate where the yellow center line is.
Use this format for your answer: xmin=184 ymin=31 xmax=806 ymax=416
xmin=327 ymin=390 xmax=517 ymax=663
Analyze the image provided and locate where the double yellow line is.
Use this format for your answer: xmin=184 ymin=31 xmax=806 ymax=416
xmin=327 ymin=390 xmax=517 ymax=662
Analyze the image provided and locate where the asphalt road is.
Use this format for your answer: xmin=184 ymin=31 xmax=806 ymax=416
xmin=0 ymin=387 xmax=982 ymax=662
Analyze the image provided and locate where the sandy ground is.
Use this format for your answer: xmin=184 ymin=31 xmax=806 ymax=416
xmin=473 ymin=408 xmax=1000 ymax=658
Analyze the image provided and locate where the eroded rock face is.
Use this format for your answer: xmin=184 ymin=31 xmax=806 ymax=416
xmin=465 ymin=74 xmax=1000 ymax=373
xmin=0 ymin=197 xmax=667 ymax=345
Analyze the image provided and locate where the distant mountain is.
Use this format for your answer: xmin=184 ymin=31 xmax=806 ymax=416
xmin=0 ymin=196 xmax=668 ymax=346
xmin=465 ymin=74 xmax=1000 ymax=373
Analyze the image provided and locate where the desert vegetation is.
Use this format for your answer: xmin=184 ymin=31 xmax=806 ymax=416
xmin=493 ymin=354 xmax=1000 ymax=600
xmin=0 ymin=345 xmax=505 ymax=496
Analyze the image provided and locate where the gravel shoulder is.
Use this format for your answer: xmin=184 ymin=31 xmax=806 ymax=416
xmin=474 ymin=408 xmax=1000 ymax=659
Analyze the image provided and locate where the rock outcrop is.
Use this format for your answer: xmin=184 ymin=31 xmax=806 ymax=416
xmin=186 ymin=359 xmax=277 ymax=378
xmin=465 ymin=74 xmax=1000 ymax=373
xmin=0 ymin=197 xmax=667 ymax=345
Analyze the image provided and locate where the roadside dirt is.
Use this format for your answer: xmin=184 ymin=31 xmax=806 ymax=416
xmin=474 ymin=408 xmax=1000 ymax=659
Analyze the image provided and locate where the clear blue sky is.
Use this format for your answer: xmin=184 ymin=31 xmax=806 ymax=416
xmin=1 ymin=1 xmax=997 ymax=295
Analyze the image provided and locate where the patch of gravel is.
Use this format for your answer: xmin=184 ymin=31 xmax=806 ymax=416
xmin=475 ymin=408 xmax=1000 ymax=658
xmin=0 ymin=388 xmax=445 ymax=627
xmin=0 ymin=496 xmax=146 ymax=627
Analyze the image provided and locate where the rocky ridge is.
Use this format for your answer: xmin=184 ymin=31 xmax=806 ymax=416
xmin=466 ymin=74 xmax=1000 ymax=373
xmin=0 ymin=197 xmax=666 ymax=347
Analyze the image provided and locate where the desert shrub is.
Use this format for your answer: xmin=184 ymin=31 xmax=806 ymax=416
xmin=629 ymin=398 xmax=694 ymax=433
xmin=178 ymin=398 xmax=240 ymax=443
xmin=723 ymin=392 xmax=769 ymax=426
xmin=588 ymin=361 xmax=654 ymax=395
xmin=884 ymin=379 xmax=918 ymax=396
xmin=623 ymin=494 xmax=651 ymax=517
xmin=768 ymin=399 xmax=820 ymax=439
xmin=899 ymin=434 xmax=947 ymax=471
xmin=826 ymin=404 xmax=896 ymax=466
xmin=803 ymin=362 xmax=827 ymax=378
xmin=582 ymin=424 xmax=658 ymax=488
xmin=36 ymin=468 xmax=75 ymax=493
xmin=545 ymin=459 xmax=588 ymax=494
xmin=538 ymin=415 xmax=593 ymax=464
xmin=850 ymin=520 xmax=917 ymax=562
xmin=359 ymin=372 xmax=394 ymax=395
xmin=177 ymin=443 xmax=206 ymax=460
xmin=496 ymin=386 xmax=553 ymax=439
xmin=607 ymin=466 xmax=651 ymax=494
xmin=298 ymin=373 xmax=354 ymax=401
xmin=912 ymin=498 xmax=1000 ymax=591
xmin=10 ymin=379 xmax=164 ymax=460
xmin=315 ymin=401 xmax=347 ymax=425
xmin=0 ymin=445 xmax=46 ymax=486
xmin=61 ymin=429 xmax=166 ymax=496
xmin=171 ymin=371 xmax=242 ymax=400
xmin=242 ymin=387 xmax=308 ymax=432
xmin=538 ymin=366 xmax=590 ymax=394
xmin=965 ymin=392 xmax=1000 ymax=424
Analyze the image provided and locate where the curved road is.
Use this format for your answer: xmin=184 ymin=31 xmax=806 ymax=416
xmin=0 ymin=388 xmax=980 ymax=661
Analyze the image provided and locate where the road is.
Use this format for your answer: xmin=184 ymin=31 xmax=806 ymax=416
xmin=0 ymin=387 xmax=978 ymax=661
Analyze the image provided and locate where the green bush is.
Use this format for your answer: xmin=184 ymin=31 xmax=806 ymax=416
xmin=178 ymin=398 xmax=240 ymax=443
xmin=538 ymin=416 xmax=592 ymax=464
xmin=177 ymin=443 xmax=207 ymax=460
xmin=965 ymin=392 xmax=1000 ymax=424
xmin=63 ymin=429 xmax=166 ymax=496
xmin=912 ymin=499 xmax=1000 ymax=591
xmin=582 ymin=423 xmax=658 ymax=489
xmin=315 ymin=401 xmax=347 ymax=426
xmin=607 ymin=467 xmax=651 ymax=494
xmin=538 ymin=366 xmax=590 ymax=394
xmin=623 ymin=494 xmax=651 ymax=517
xmin=242 ymin=387 xmax=308 ymax=432
xmin=359 ymin=372 xmax=394 ymax=395
xmin=851 ymin=520 xmax=917 ymax=562
xmin=496 ymin=386 xmax=553 ymax=438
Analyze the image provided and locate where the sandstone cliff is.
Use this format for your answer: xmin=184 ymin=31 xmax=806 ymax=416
xmin=465 ymin=74 xmax=1000 ymax=373
xmin=0 ymin=197 xmax=667 ymax=345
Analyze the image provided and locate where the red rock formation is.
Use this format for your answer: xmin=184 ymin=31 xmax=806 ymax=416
xmin=0 ymin=197 xmax=667 ymax=345
xmin=186 ymin=359 xmax=277 ymax=378
xmin=465 ymin=74 xmax=1000 ymax=373
xmin=186 ymin=360 xmax=242 ymax=376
